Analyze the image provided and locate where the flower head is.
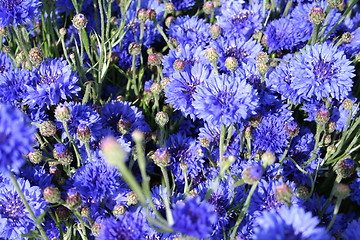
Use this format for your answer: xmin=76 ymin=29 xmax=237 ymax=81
xmin=0 ymin=0 xmax=41 ymax=26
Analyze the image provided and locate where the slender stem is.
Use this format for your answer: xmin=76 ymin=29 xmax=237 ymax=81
xmin=153 ymin=19 xmax=174 ymax=50
xmin=219 ymin=124 xmax=226 ymax=162
xmin=85 ymin=142 xmax=92 ymax=162
xmin=310 ymin=24 xmax=320 ymax=45
xmin=327 ymin=197 xmax=342 ymax=231
xmin=161 ymin=167 xmax=174 ymax=225
xmin=62 ymin=121 xmax=82 ymax=167
xmin=9 ymin=172 xmax=49 ymax=240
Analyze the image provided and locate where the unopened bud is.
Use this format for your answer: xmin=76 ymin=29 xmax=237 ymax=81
xmin=342 ymin=99 xmax=353 ymax=110
xmin=341 ymin=32 xmax=353 ymax=43
xmin=308 ymin=6 xmax=325 ymax=25
xmin=165 ymin=16 xmax=175 ymax=28
xmin=326 ymin=0 xmax=344 ymax=9
xmin=128 ymin=42 xmax=141 ymax=55
xmin=72 ymin=13 xmax=88 ymax=29
xmin=334 ymin=157 xmax=354 ymax=179
xmin=261 ymin=151 xmax=276 ymax=167
xmin=153 ymin=148 xmax=171 ymax=167
xmin=328 ymin=121 xmax=336 ymax=133
xmin=117 ymin=118 xmax=132 ymax=135
xmin=333 ymin=183 xmax=350 ymax=199
xmin=28 ymin=149 xmax=43 ymax=164
xmin=315 ymin=107 xmax=330 ymax=124
xmin=66 ymin=188 xmax=82 ymax=208
xmin=150 ymin=82 xmax=162 ymax=95
xmin=77 ymin=123 xmax=92 ymax=142
xmin=2 ymin=45 xmax=10 ymax=53
xmin=275 ymin=182 xmax=293 ymax=205
xmin=148 ymin=53 xmax=161 ymax=66
xmin=55 ymin=104 xmax=71 ymax=122
xmin=127 ymin=191 xmax=138 ymax=205
xmin=113 ymin=205 xmax=126 ymax=216
xmin=205 ymin=47 xmax=218 ymax=62
xmin=164 ymin=3 xmax=175 ymax=14
xmin=0 ymin=26 xmax=7 ymax=38
xmin=256 ymin=52 xmax=269 ymax=64
xmin=132 ymin=129 xmax=144 ymax=142
xmin=146 ymin=9 xmax=156 ymax=21
xmin=155 ymin=111 xmax=169 ymax=126
xmin=137 ymin=9 xmax=148 ymax=22
xmin=101 ymin=136 xmax=128 ymax=167
xmin=180 ymin=161 xmax=188 ymax=170
xmin=296 ymin=185 xmax=310 ymax=199
xmin=225 ymin=57 xmax=238 ymax=72
xmin=327 ymin=145 xmax=336 ymax=155
xmin=29 ymin=47 xmax=44 ymax=67
xmin=53 ymin=143 xmax=73 ymax=166
xmin=203 ymin=1 xmax=214 ymax=14
xmin=285 ymin=121 xmax=299 ymax=137
xmin=257 ymin=63 xmax=269 ymax=74
xmin=39 ymin=121 xmax=57 ymax=137
xmin=173 ymin=59 xmax=185 ymax=71
xmin=59 ymin=27 xmax=67 ymax=36
xmin=81 ymin=206 xmax=90 ymax=217
xmin=43 ymin=187 xmax=61 ymax=203
xmin=210 ymin=25 xmax=221 ymax=40
xmin=56 ymin=206 xmax=71 ymax=221
xmin=200 ymin=137 xmax=210 ymax=148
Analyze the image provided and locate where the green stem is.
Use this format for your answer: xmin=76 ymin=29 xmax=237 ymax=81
xmin=153 ymin=19 xmax=174 ymax=50
xmin=62 ymin=121 xmax=82 ymax=167
xmin=327 ymin=197 xmax=342 ymax=231
xmin=9 ymin=172 xmax=49 ymax=240
xmin=161 ymin=167 xmax=174 ymax=225
xmin=303 ymin=124 xmax=323 ymax=167
xmin=85 ymin=142 xmax=92 ymax=162
xmin=310 ymin=24 xmax=320 ymax=45
xmin=219 ymin=124 xmax=226 ymax=162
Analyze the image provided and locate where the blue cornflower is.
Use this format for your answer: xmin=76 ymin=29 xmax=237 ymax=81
xmin=68 ymin=160 xmax=125 ymax=203
xmin=23 ymin=58 xmax=81 ymax=108
xmin=0 ymin=68 xmax=32 ymax=105
xmin=101 ymin=100 xmax=150 ymax=140
xmin=252 ymin=115 xmax=289 ymax=154
xmin=213 ymin=36 xmax=262 ymax=70
xmin=165 ymin=62 xmax=212 ymax=120
xmin=0 ymin=0 xmax=41 ymax=26
xmin=0 ymin=178 xmax=46 ymax=239
xmin=340 ymin=28 xmax=360 ymax=58
xmin=217 ymin=2 xmax=262 ymax=39
xmin=264 ymin=18 xmax=303 ymax=52
xmin=350 ymin=170 xmax=360 ymax=205
xmin=291 ymin=43 xmax=355 ymax=101
xmin=0 ymin=104 xmax=35 ymax=172
xmin=18 ymin=165 xmax=53 ymax=189
xmin=343 ymin=218 xmax=360 ymax=240
xmin=193 ymin=73 xmax=259 ymax=126
xmin=167 ymin=133 xmax=204 ymax=183
xmin=172 ymin=197 xmax=218 ymax=238
xmin=167 ymin=16 xmax=211 ymax=47
xmin=253 ymin=205 xmax=331 ymax=240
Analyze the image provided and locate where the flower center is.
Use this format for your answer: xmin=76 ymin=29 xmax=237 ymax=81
xmin=312 ymin=59 xmax=335 ymax=82
xmin=232 ymin=10 xmax=250 ymax=25
xmin=39 ymin=73 xmax=60 ymax=85
xmin=0 ymin=193 xmax=26 ymax=221
xmin=1 ymin=0 xmax=22 ymax=10
xmin=225 ymin=47 xmax=249 ymax=63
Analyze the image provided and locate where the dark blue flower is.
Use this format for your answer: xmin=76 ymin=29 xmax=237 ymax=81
xmin=253 ymin=205 xmax=331 ymax=240
xmin=0 ymin=104 xmax=35 ymax=172
xmin=253 ymin=115 xmax=289 ymax=154
xmin=193 ymin=73 xmax=259 ymax=126
xmin=0 ymin=52 xmax=12 ymax=73
xmin=24 ymin=58 xmax=81 ymax=108
xmin=168 ymin=0 xmax=195 ymax=11
xmin=18 ymin=165 xmax=53 ymax=189
xmin=0 ymin=0 xmax=41 ymax=26
xmin=350 ymin=170 xmax=360 ymax=205
xmin=165 ymin=63 xmax=212 ymax=120
xmin=172 ymin=197 xmax=218 ymax=238
xmin=0 ymin=68 xmax=31 ymax=105
xmin=343 ymin=218 xmax=360 ymax=240
xmin=0 ymin=178 xmax=46 ymax=239
xmin=291 ymin=43 xmax=355 ymax=102
xmin=68 ymin=160 xmax=125 ymax=203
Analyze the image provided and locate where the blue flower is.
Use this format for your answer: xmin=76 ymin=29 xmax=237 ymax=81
xmin=343 ymin=218 xmax=360 ymax=240
xmin=193 ymin=73 xmax=259 ymax=126
xmin=291 ymin=43 xmax=355 ymax=101
xmin=0 ymin=104 xmax=35 ymax=172
xmin=167 ymin=133 xmax=204 ymax=183
xmin=0 ymin=68 xmax=31 ymax=105
xmin=0 ymin=0 xmax=41 ymax=26
xmin=165 ymin=63 xmax=212 ymax=120
xmin=168 ymin=0 xmax=195 ymax=11
xmin=172 ymin=197 xmax=218 ymax=238
xmin=0 ymin=52 xmax=12 ymax=73
xmin=68 ymin=160 xmax=125 ymax=203
xmin=18 ymin=165 xmax=53 ymax=189
xmin=350 ymin=170 xmax=360 ymax=205
xmin=0 ymin=178 xmax=46 ymax=239
xmin=253 ymin=205 xmax=331 ymax=240
xmin=23 ymin=58 xmax=81 ymax=108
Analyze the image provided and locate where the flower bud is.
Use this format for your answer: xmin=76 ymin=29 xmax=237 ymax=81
xmin=28 ymin=149 xmax=43 ymax=164
xmin=153 ymin=148 xmax=171 ymax=167
xmin=80 ymin=206 xmax=90 ymax=217
xmin=203 ymin=1 xmax=214 ymax=14
xmin=180 ymin=161 xmax=188 ymax=170
xmin=225 ymin=57 xmax=238 ymax=72
xmin=244 ymin=126 xmax=252 ymax=139
xmin=2 ymin=45 xmax=10 ymax=54
xmin=155 ymin=111 xmax=169 ymax=126
xmin=210 ymin=24 xmax=221 ymax=40
xmin=150 ymin=82 xmax=162 ymax=95
xmin=327 ymin=145 xmax=336 ymax=155
xmin=59 ymin=27 xmax=67 ymax=36
xmin=340 ymin=32 xmax=353 ymax=43
xmin=146 ymin=9 xmax=156 ymax=21
xmin=200 ymin=137 xmax=210 ymax=148
xmin=242 ymin=165 xmax=262 ymax=185
xmin=326 ymin=0 xmax=344 ymax=9
xmin=296 ymin=185 xmax=310 ymax=199
xmin=205 ymin=47 xmax=218 ymax=62
xmin=101 ymin=136 xmax=128 ymax=167
xmin=137 ymin=9 xmax=148 ymax=22
xmin=66 ymin=188 xmax=82 ymax=209
xmin=148 ymin=53 xmax=161 ymax=66
xmin=0 ymin=26 xmax=7 ymax=38
xmin=275 ymin=182 xmax=293 ymax=205
xmin=127 ymin=191 xmax=138 ymax=205
xmin=92 ymin=222 xmax=101 ymax=237
xmin=328 ymin=121 xmax=336 ymax=133
xmin=77 ymin=123 xmax=92 ymax=142
xmin=55 ymin=104 xmax=71 ymax=122
xmin=173 ymin=59 xmax=185 ymax=71
xmin=117 ymin=118 xmax=132 ymax=134
xmin=342 ymin=99 xmax=353 ymax=110
xmin=333 ymin=183 xmax=350 ymax=199
xmin=43 ymin=187 xmax=61 ymax=203
xmin=256 ymin=52 xmax=269 ymax=64
xmin=315 ymin=107 xmax=330 ymax=125
xmin=72 ymin=13 xmax=88 ymax=29
xmin=39 ymin=120 xmax=57 ymax=137
xmin=29 ymin=47 xmax=44 ymax=67
xmin=308 ymin=6 xmax=325 ymax=25
xmin=285 ymin=121 xmax=299 ymax=137
xmin=56 ymin=206 xmax=71 ymax=221
xmin=128 ymin=42 xmax=141 ymax=55
xmin=164 ymin=3 xmax=175 ymax=14
xmin=261 ymin=151 xmax=276 ymax=167
xmin=15 ymin=51 xmax=25 ymax=65
xmin=113 ymin=205 xmax=126 ymax=216
xmin=165 ymin=16 xmax=175 ymax=28
xmin=132 ymin=129 xmax=144 ymax=142
xmin=334 ymin=157 xmax=354 ymax=179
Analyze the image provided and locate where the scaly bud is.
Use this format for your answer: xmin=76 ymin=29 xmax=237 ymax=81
xmin=43 ymin=187 xmax=61 ymax=203
xmin=39 ymin=121 xmax=57 ymax=137
xmin=72 ymin=13 xmax=88 ymax=29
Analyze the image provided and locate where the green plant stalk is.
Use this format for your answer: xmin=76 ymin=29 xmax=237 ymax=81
xmin=230 ymin=181 xmax=259 ymax=239
xmin=60 ymin=37 xmax=73 ymax=67
xmin=327 ymin=197 xmax=342 ymax=231
xmin=84 ymin=141 xmax=92 ymax=162
xmin=303 ymin=123 xmax=323 ymax=167
xmin=9 ymin=172 xmax=49 ymax=240
xmin=153 ymin=19 xmax=174 ymax=50
xmin=72 ymin=210 xmax=89 ymax=240
xmin=139 ymin=22 xmax=145 ymax=66
xmin=13 ymin=27 xmax=32 ymax=68
xmin=219 ymin=124 xmax=226 ymax=162
xmin=161 ymin=167 xmax=174 ymax=225
xmin=310 ymin=24 xmax=320 ymax=45
xmin=131 ymin=54 xmax=139 ymax=95
xmin=62 ymin=121 xmax=82 ymax=167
